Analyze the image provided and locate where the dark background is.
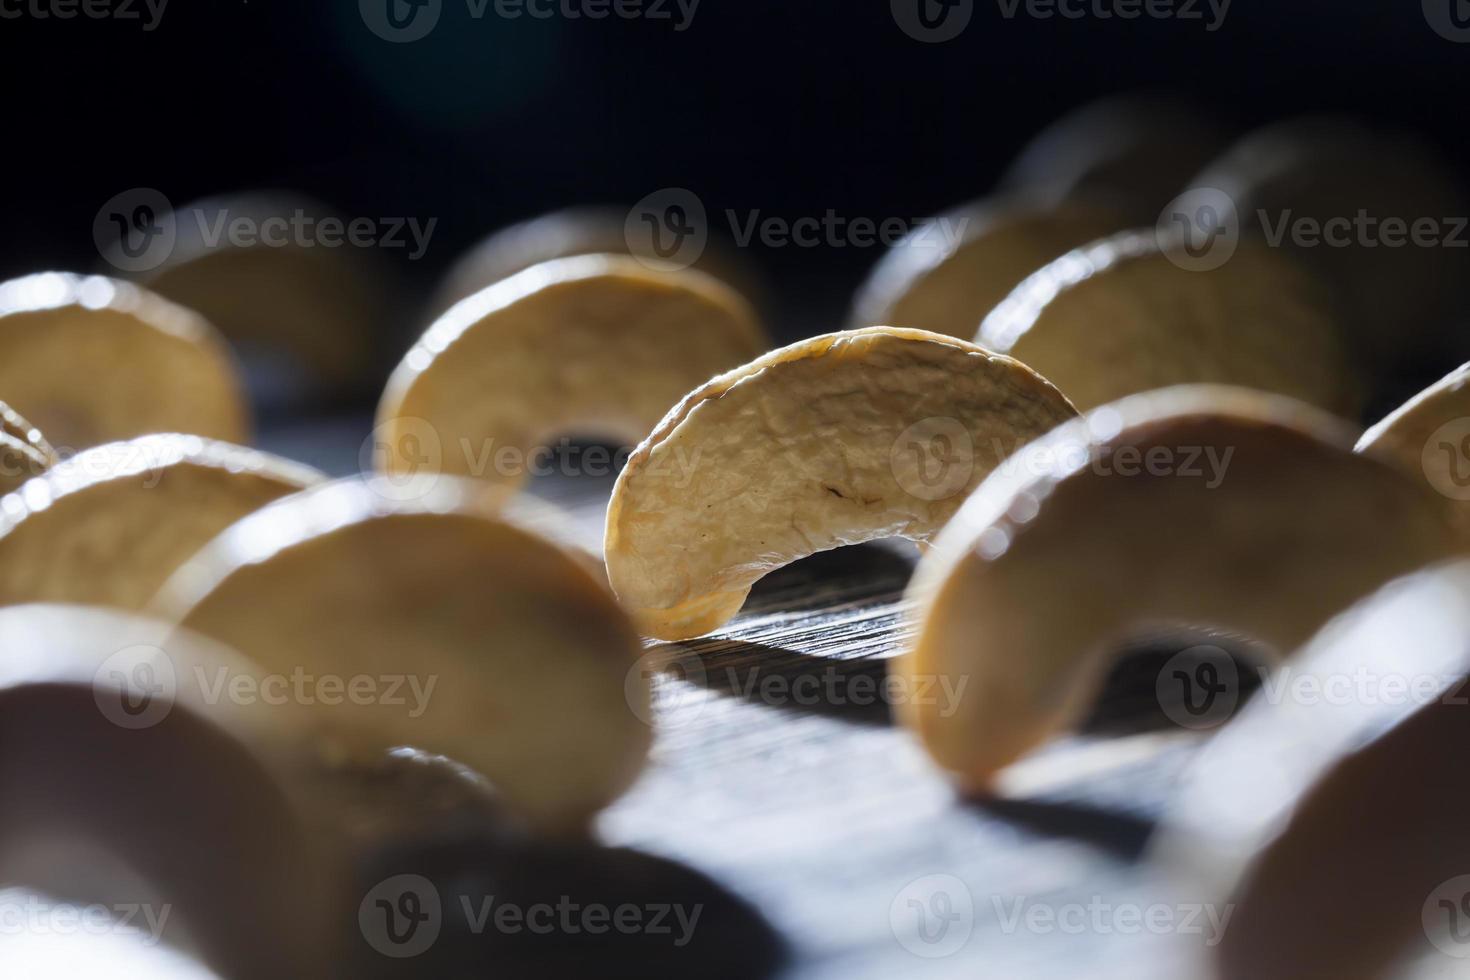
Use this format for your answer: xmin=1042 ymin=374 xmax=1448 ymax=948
xmin=1 ymin=0 xmax=1464 ymax=340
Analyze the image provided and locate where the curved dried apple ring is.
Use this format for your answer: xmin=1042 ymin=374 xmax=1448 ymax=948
xmin=980 ymin=230 xmax=1363 ymax=415
xmin=0 ymin=434 xmax=320 ymax=610
xmin=0 ymin=273 xmax=249 ymax=450
xmin=0 ymin=604 xmax=331 ymax=977
xmin=604 ymin=326 xmax=1077 ymax=640
xmin=898 ymin=386 xmax=1464 ymax=790
xmin=376 ymin=254 xmax=766 ymax=493
xmin=1357 ymin=361 xmax=1470 ymax=528
xmin=847 ymin=198 xmax=1123 ymax=340
xmin=150 ymin=476 xmax=651 ymax=835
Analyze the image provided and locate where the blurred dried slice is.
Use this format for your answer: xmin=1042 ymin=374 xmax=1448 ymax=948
xmin=0 ymin=273 xmax=249 ymax=450
xmin=1358 ymin=361 xmax=1470 ymax=530
xmin=151 ymin=476 xmax=652 ymax=835
xmin=1192 ymin=117 xmax=1470 ymax=374
xmin=431 ymin=205 xmax=763 ymax=318
xmin=847 ymin=197 xmax=1123 ymax=339
xmin=377 ymin=254 xmax=767 ymax=494
xmin=0 ymin=604 xmax=332 ymax=978
xmin=136 ymin=193 xmax=398 ymax=399
xmin=980 ymin=230 xmax=1364 ymax=415
xmin=0 ymin=435 xmax=320 ymax=610
xmin=1001 ymin=94 xmax=1233 ymax=225
xmin=604 ymin=326 xmax=1077 ymax=640
xmin=898 ymin=386 xmax=1464 ymax=790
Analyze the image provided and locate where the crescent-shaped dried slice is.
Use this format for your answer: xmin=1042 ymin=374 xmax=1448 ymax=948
xmin=150 ymin=476 xmax=651 ymax=835
xmin=376 ymin=254 xmax=767 ymax=491
xmin=0 ymin=604 xmax=331 ymax=978
xmin=1000 ymin=94 xmax=1233 ymax=225
xmin=0 ymin=435 xmax=321 ymax=610
xmin=604 ymin=326 xmax=1078 ymax=640
xmin=980 ymin=230 xmax=1363 ymax=415
xmin=136 ymin=194 xmax=397 ymax=398
xmin=431 ymin=205 xmax=763 ymax=318
xmin=897 ymin=386 xmax=1464 ymax=790
xmin=0 ymin=273 xmax=250 ymax=450
xmin=847 ymin=198 xmax=1124 ymax=340
xmin=1192 ymin=117 xmax=1470 ymax=372
xmin=1358 ymin=361 xmax=1470 ymax=529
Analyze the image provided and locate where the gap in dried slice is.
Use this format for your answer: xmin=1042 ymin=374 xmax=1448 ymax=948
xmin=604 ymin=326 xmax=1078 ymax=640
xmin=0 ymin=434 xmax=321 ymax=610
xmin=376 ymin=254 xmax=767 ymax=495
xmin=150 ymin=476 xmax=652 ymax=836
xmin=898 ymin=385 xmax=1466 ymax=791
xmin=0 ymin=273 xmax=250 ymax=451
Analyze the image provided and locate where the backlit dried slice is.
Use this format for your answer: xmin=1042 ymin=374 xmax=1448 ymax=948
xmin=150 ymin=477 xmax=652 ymax=835
xmin=1000 ymin=94 xmax=1233 ymax=225
xmin=604 ymin=327 xmax=1078 ymax=640
xmin=0 ymin=604 xmax=331 ymax=977
xmin=1145 ymin=562 xmax=1470 ymax=980
xmin=136 ymin=194 xmax=397 ymax=397
xmin=1357 ymin=361 xmax=1470 ymax=527
xmin=898 ymin=386 xmax=1464 ymax=790
xmin=431 ymin=205 xmax=762 ymax=318
xmin=0 ymin=435 xmax=321 ymax=610
xmin=1192 ymin=117 xmax=1470 ymax=372
xmin=0 ymin=273 xmax=249 ymax=450
xmin=846 ymin=197 xmax=1123 ymax=339
xmin=980 ymin=230 xmax=1363 ymax=415
xmin=376 ymin=254 xmax=767 ymax=492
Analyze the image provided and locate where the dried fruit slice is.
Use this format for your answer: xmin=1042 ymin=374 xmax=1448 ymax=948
xmin=0 ymin=604 xmax=330 ymax=978
xmin=136 ymin=194 xmax=396 ymax=398
xmin=847 ymin=198 xmax=1123 ymax=339
xmin=898 ymin=386 xmax=1464 ymax=790
xmin=979 ymin=231 xmax=1363 ymax=415
xmin=0 ymin=435 xmax=320 ymax=610
xmin=1000 ymin=94 xmax=1233 ymax=225
xmin=0 ymin=273 xmax=250 ymax=450
xmin=151 ymin=477 xmax=651 ymax=835
xmin=376 ymin=254 xmax=767 ymax=492
xmin=604 ymin=327 xmax=1077 ymax=640
xmin=1192 ymin=117 xmax=1470 ymax=373
xmin=1357 ymin=361 xmax=1470 ymax=528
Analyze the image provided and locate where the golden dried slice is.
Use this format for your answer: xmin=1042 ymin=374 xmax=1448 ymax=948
xmin=1193 ymin=117 xmax=1470 ymax=372
xmin=898 ymin=386 xmax=1464 ymax=790
xmin=0 ymin=273 xmax=249 ymax=450
xmin=1000 ymin=94 xmax=1233 ymax=225
xmin=1357 ymin=361 xmax=1470 ymax=529
xmin=0 ymin=604 xmax=331 ymax=978
xmin=151 ymin=476 xmax=652 ymax=835
xmin=136 ymin=194 xmax=397 ymax=397
xmin=604 ymin=327 xmax=1078 ymax=640
xmin=847 ymin=198 xmax=1123 ymax=339
xmin=376 ymin=254 xmax=767 ymax=492
xmin=432 ymin=205 xmax=763 ymax=317
xmin=0 ymin=435 xmax=321 ymax=610
xmin=980 ymin=230 xmax=1364 ymax=415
